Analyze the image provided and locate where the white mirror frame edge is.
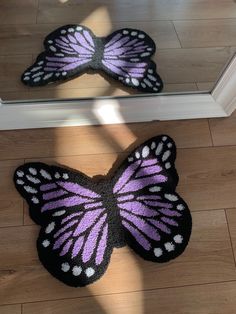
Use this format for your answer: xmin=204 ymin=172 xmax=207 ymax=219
xmin=1 ymin=55 xmax=236 ymax=131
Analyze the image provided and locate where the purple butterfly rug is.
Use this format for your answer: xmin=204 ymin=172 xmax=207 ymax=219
xmin=14 ymin=135 xmax=191 ymax=287
xmin=21 ymin=25 xmax=163 ymax=93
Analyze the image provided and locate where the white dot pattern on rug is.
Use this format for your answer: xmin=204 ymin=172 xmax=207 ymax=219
xmin=177 ymin=204 xmax=185 ymax=211
xmin=155 ymin=142 xmax=163 ymax=155
xmin=174 ymin=234 xmax=183 ymax=244
xmin=142 ymin=146 xmax=150 ymax=158
xmin=45 ymin=222 xmax=55 ymax=234
xmin=151 ymin=142 xmax=156 ymax=150
xmin=165 ymin=194 xmax=178 ymax=201
xmin=154 ymin=248 xmax=163 ymax=257
xmin=162 ymin=150 xmax=171 ymax=162
xmin=149 ymin=186 xmax=161 ymax=192
xmin=29 ymin=168 xmax=37 ymax=175
xmin=164 ymin=242 xmax=175 ymax=252
xmin=42 ymin=240 xmax=50 ymax=247
xmin=24 ymin=186 xmax=37 ymax=194
xmin=55 ymin=172 xmax=60 ymax=179
xmin=63 ymin=173 xmax=69 ymax=180
xmin=40 ymin=169 xmax=52 ymax=180
xmin=165 ymin=162 xmax=171 ymax=169
xmin=53 ymin=210 xmax=66 ymax=216
xmin=26 ymin=174 xmax=41 ymax=184
xmin=61 ymin=263 xmax=70 ymax=272
xmin=16 ymin=179 xmax=24 ymax=185
xmin=85 ymin=267 xmax=95 ymax=277
xmin=31 ymin=196 xmax=39 ymax=204
xmin=16 ymin=170 xmax=24 ymax=177
xmin=72 ymin=266 xmax=82 ymax=276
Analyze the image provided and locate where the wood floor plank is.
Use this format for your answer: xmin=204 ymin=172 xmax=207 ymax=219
xmin=0 ymin=55 xmax=32 ymax=93
xmin=0 ymin=200 xmax=23 ymax=228
xmin=0 ymin=20 xmax=180 ymax=57
xmin=0 ymin=210 xmax=235 ymax=305
xmin=209 ymin=114 xmax=236 ymax=146
xmin=22 ymin=281 xmax=236 ymax=314
xmin=225 ymin=208 xmax=236 ymax=260
xmin=30 ymin=84 xmax=133 ymax=97
xmin=0 ymin=24 xmax=61 ymax=56
xmin=37 ymin=0 xmax=236 ymax=24
xmin=0 ymin=304 xmax=21 ymax=314
xmin=0 ymin=91 xmax=30 ymax=102
xmin=162 ymin=83 xmax=198 ymax=93
xmin=174 ymin=19 xmax=236 ymax=48
xmin=0 ymin=225 xmax=39 ymax=268
xmin=0 ymin=82 xmax=199 ymax=102
xmin=196 ymin=82 xmax=214 ymax=91
xmin=0 ymin=120 xmax=212 ymax=161
xmin=1 ymin=87 xmax=133 ymax=102
xmin=156 ymin=46 xmax=236 ymax=84
xmin=4 ymin=70 xmax=116 ymax=94
xmin=177 ymin=146 xmax=236 ymax=210
xmin=0 ymin=0 xmax=37 ymax=25
xmin=0 ymin=160 xmax=24 ymax=200
xmin=1 ymin=83 xmax=198 ymax=102
xmin=0 ymin=160 xmax=24 ymax=227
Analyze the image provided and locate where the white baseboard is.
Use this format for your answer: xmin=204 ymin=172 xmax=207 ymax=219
xmin=212 ymin=54 xmax=236 ymax=115
xmin=1 ymin=55 xmax=236 ymax=130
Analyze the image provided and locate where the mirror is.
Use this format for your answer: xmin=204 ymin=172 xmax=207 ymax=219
xmin=1 ymin=0 xmax=236 ymax=102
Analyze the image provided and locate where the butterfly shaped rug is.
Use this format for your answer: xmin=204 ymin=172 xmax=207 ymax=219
xmin=14 ymin=135 xmax=191 ymax=287
xmin=21 ymin=25 xmax=163 ymax=93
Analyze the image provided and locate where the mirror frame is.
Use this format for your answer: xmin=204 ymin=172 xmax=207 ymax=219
xmin=1 ymin=55 xmax=236 ymax=130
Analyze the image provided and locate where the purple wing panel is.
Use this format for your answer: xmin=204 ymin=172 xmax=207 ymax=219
xmin=22 ymin=25 xmax=95 ymax=86
xmin=38 ymin=203 xmax=110 ymax=286
xmin=102 ymin=29 xmax=163 ymax=92
xmin=104 ymin=29 xmax=156 ymax=61
xmin=14 ymin=162 xmax=101 ymax=220
xmin=113 ymin=135 xmax=192 ymax=262
xmin=119 ymin=192 xmax=191 ymax=262
xmin=14 ymin=161 xmax=112 ymax=287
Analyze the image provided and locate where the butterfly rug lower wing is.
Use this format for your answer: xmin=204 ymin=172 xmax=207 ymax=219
xmin=37 ymin=207 xmax=111 ymax=287
xmin=14 ymin=162 xmax=112 ymax=286
xmin=119 ymin=193 xmax=191 ymax=262
xmin=113 ymin=135 xmax=192 ymax=262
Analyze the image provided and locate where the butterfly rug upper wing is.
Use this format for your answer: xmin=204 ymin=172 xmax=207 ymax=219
xmin=14 ymin=162 xmax=112 ymax=286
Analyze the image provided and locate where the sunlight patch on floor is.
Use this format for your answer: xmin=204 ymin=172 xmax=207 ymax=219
xmin=89 ymin=249 xmax=144 ymax=314
xmin=81 ymin=6 xmax=112 ymax=36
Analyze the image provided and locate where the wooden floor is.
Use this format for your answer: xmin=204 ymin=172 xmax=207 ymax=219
xmin=1 ymin=0 xmax=236 ymax=101
xmin=1 ymin=113 xmax=236 ymax=313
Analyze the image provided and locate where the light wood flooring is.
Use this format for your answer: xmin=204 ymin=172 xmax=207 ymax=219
xmin=1 ymin=0 xmax=236 ymax=101
xmin=1 ymin=113 xmax=236 ymax=313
